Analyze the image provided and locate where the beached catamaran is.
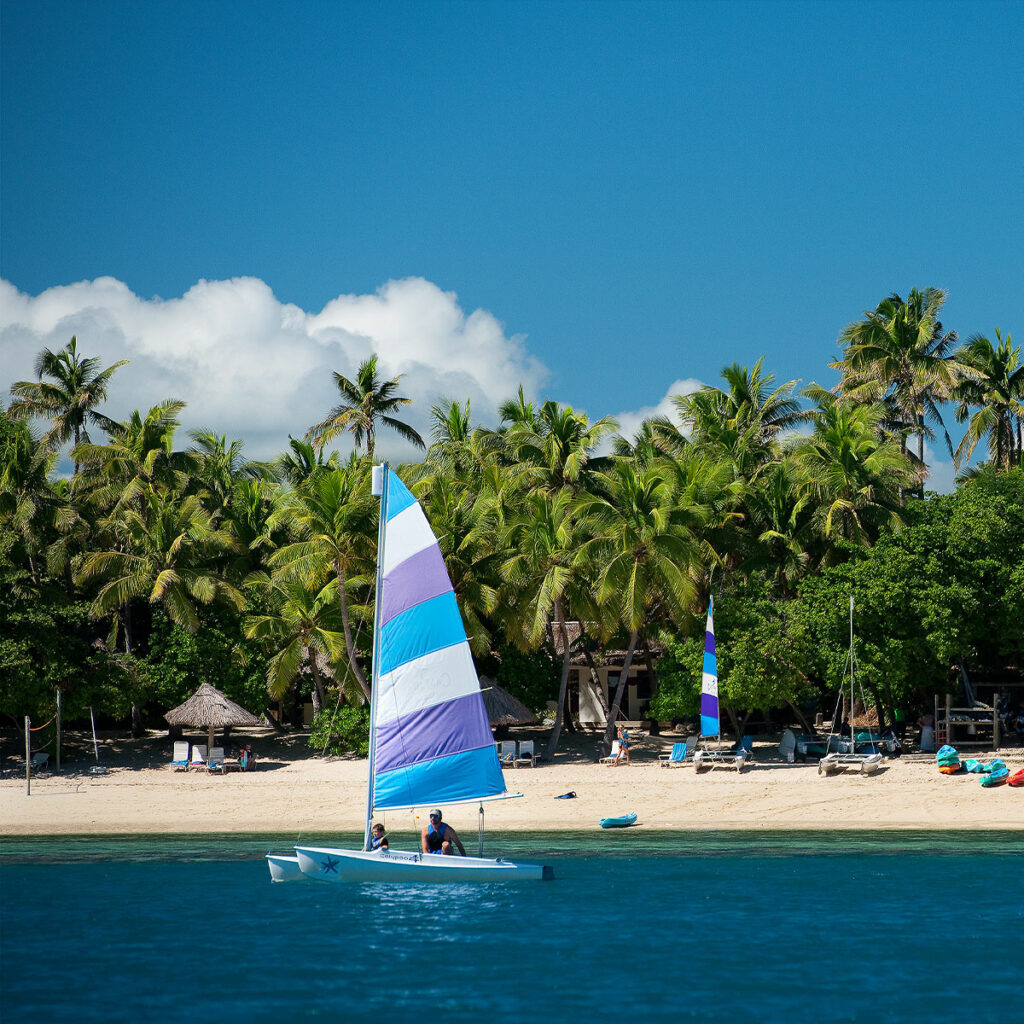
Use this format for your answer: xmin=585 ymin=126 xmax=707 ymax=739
xmin=267 ymin=464 xmax=552 ymax=883
xmin=692 ymin=597 xmax=750 ymax=772
xmin=818 ymin=597 xmax=882 ymax=776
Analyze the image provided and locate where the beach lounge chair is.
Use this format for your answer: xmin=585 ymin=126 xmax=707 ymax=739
xmin=659 ymin=741 xmax=690 ymax=767
xmin=30 ymin=752 xmax=49 ymax=773
xmin=169 ymin=740 xmax=190 ymax=770
xmin=516 ymin=740 xmax=536 ymax=768
xmin=206 ymin=747 xmax=226 ymax=772
xmin=497 ymin=740 xmax=517 ymax=768
xmin=600 ymin=740 xmax=621 ymax=765
xmin=188 ymin=744 xmax=207 ymax=771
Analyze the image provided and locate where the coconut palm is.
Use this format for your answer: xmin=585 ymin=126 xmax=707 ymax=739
xmin=269 ymin=458 xmax=376 ymax=700
xmin=832 ymin=288 xmax=958 ymax=487
xmin=789 ymin=386 xmax=917 ymax=555
xmin=500 ymin=487 xmax=597 ymax=760
xmin=306 ymin=355 xmax=424 ymax=457
xmin=74 ymin=400 xmax=196 ymax=516
xmin=275 ymin=436 xmax=340 ymax=487
xmin=8 ymin=337 xmax=128 ymax=473
xmin=578 ymin=461 xmax=705 ymax=750
xmin=951 ymin=328 xmax=1024 ymax=472
xmin=244 ymin=574 xmax=350 ymax=713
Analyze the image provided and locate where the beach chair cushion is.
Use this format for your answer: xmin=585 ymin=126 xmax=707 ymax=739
xmin=170 ymin=740 xmax=190 ymax=768
xmin=207 ymin=747 xmax=226 ymax=771
xmin=659 ymin=742 xmax=689 ymax=766
xmin=189 ymin=745 xmax=208 ymax=769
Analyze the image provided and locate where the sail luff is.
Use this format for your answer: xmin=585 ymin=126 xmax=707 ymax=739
xmin=700 ymin=597 xmax=719 ymax=738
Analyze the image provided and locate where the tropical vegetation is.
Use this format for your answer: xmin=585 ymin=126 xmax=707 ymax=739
xmin=3 ymin=294 xmax=1022 ymax=759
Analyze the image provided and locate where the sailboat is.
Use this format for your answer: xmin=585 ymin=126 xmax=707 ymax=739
xmin=818 ymin=596 xmax=883 ymax=777
xmin=691 ymin=597 xmax=750 ymax=772
xmin=267 ymin=464 xmax=552 ymax=883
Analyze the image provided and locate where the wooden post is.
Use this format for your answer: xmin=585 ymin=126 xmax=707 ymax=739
xmin=25 ymin=716 xmax=31 ymax=797
xmin=993 ymin=692 xmax=1001 ymax=750
xmin=56 ymin=687 xmax=62 ymax=773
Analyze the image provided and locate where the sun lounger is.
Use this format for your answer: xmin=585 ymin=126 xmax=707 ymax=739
xmin=516 ymin=740 xmax=536 ymax=768
xmin=600 ymin=740 xmax=621 ymax=765
xmin=188 ymin=744 xmax=207 ymax=771
xmin=497 ymin=740 xmax=517 ymax=768
xmin=779 ymin=729 xmax=796 ymax=763
xmin=694 ymin=736 xmax=752 ymax=772
xmin=30 ymin=752 xmax=49 ymax=773
xmin=169 ymin=740 xmax=190 ymax=770
xmin=659 ymin=740 xmax=692 ymax=767
xmin=206 ymin=747 xmax=226 ymax=772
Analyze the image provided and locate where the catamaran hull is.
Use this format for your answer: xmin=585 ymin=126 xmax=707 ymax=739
xmin=295 ymin=845 xmax=553 ymax=882
xmin=267 ymin=854 xmax=305 ymax=882
xmin=818 ymin=753 xmax=883 ymax=776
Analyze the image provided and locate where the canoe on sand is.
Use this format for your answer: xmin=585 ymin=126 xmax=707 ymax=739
xmin=600 ymin=813 xmax=638 ymax=829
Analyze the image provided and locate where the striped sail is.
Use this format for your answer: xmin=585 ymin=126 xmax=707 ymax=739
xmin=372 ymin=468 xmax=507 ymax=811
xmin=699 ymin=598 xmax=719 ymax=737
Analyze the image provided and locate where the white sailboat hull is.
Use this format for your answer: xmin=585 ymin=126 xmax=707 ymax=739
xmin=267 ymin=854 xmax=305 ymax=882
xmin=693 ymin=749 xmax=750 ymax=771
xmin=295 ymin=845 xmax=553 ymax=882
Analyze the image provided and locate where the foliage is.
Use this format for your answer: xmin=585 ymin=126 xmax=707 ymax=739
xmin=309 ymin=701 xmax=370 ymax=757
xmin=479 ymin=642 xmax=561 ymax=715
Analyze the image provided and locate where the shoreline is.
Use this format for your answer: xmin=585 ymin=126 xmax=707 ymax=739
xmin=3 ymin=727 xmax=1021 ymax=836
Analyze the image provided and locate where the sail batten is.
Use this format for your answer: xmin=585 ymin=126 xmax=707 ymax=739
xmin=700 ymin=597 xmax=719 ymax=737
xmin=372 ymin=468 xmax=506 ymax=812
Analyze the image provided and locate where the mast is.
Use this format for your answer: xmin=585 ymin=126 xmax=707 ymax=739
xmin=849 ymin=594 xmax=855 ymax=753
xmin=363 ymin=463 xmax=389 ymax=850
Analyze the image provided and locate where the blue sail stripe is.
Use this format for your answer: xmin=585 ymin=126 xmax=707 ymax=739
xmin=378 ymin=591 xmax=466 ymax=676
xmin=700 ymin=598 xmax=719 ymax=737
xmin=384 ymin=469 xmax=417 ymax=520
xmin=374 ymin=745 xmax=507 ymax=811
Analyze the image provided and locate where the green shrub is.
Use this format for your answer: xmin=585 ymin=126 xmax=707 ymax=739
xmin=309 ymin=703 xmax=370 ymax=757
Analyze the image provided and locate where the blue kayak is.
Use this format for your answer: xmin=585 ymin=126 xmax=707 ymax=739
xmin=600 ymin=813 xmax=638 ymax=829
xmin=981 ymin=767 xmax=1010 ymax=787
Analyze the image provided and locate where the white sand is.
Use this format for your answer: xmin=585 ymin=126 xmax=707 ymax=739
xmin=3 ymin=731 xmax=1021 ymax=836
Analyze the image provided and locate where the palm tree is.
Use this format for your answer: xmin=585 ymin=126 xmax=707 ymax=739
xmin=79 ymin=489 xmax=245 ymax=645
xmin=500 ymin=488 xmax=596 ymax=760
xmin=305 ymin=355 xmax=424 ymax=457
xmin=275 ymin=436 xmax=340 ymax=487
xmin=8 ymin=337 xmax=128 ymax=473
xmin=832 ymin=288 xmax=958 ymax=489
xmin=74 ymin=400 xmax=196 ymax=516
xmin=951 ymin=329 xmax=1024 ymax=471
xmin=269 ymin=459 xmax=376 ymax=700
xmin=578 ymin=461 xmax=705 ymax=750
xmin=245 ymin=574 xmax=350 ymax=713
xmin=790 ymin=386 xmax=917 ymax=556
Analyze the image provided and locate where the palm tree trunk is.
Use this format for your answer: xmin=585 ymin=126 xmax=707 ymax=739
xmin=306 ymin=646 xmax=327 ymax=715
xmin=603 ymin=629 xmax=639 ymax=752
xmin=541 ymin=600 xmax=573 ymax=761
xmin=334 ymin=562 xmax=371 ymax=702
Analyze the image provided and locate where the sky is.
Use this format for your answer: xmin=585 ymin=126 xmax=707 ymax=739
xmin=2 ymin=0 xmax=1022 ymax=490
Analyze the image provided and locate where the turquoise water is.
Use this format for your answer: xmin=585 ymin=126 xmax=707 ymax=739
xmin=2 ymin=831 xmax=1021 ymax=1023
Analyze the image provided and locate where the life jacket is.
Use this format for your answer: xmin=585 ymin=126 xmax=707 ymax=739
xmin=425 ymin=822 xmax=448 ymax=852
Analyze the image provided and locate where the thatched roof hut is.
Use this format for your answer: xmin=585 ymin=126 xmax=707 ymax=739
xmin=479 ymin=677 xmax=538 ymax=726
xmin=165 ymin=683 xmax=260 ymax=751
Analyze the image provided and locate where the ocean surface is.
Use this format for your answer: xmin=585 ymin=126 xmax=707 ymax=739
xmin=1 ymin=831 xmax=1021 ymax=1023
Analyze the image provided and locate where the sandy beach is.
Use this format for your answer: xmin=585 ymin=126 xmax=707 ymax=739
xmin=3 ymin=726 xmax=1022 ymax=836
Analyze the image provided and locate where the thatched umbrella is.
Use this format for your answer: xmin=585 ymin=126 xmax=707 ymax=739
xmin=479 ymin=677 xmax=538 ymax=727
xmin=164 ymin=683 xmax=260 ymax=752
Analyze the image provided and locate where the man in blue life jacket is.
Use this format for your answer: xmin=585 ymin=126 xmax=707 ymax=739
xmin=421 ymin=809 xmax=466 ymax=856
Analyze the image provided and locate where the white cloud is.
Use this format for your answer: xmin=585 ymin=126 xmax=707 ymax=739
xmin=1 ymin=276 xmax=548 ymax=462
xmin=610 ymin=378 xmax=704 ymax=447
xmin=922 ymin=441 xmax=957 ymax=495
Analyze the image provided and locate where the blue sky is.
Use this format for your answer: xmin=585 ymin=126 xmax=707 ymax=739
xmin=2 ymin=0 xmax=1022 ymax=486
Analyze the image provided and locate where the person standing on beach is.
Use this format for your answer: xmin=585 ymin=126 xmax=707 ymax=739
xmin=615 ymin=724 xmax=631 ymax=766
xmin=422 ymin=809 xmax=466 ymax=856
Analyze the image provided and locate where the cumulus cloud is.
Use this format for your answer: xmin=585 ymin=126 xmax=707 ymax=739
xmin=609 ymin=378 xmax=705 ymax=447
xmin=1 ymin=276 xmax=548 ymax=462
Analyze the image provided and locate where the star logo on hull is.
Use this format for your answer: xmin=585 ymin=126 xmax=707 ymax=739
xmin=321 ymin=856 xmax=340 ymax=875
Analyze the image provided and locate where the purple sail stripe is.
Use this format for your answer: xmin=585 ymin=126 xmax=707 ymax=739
xmin=380 ymin=544 xmax=453 ymax=627
xmin=374 ymin=692 xmax=494 ymax=776
xmin=705 ymin=632 xmax=715 ymax=654
xmin=700 ymin=693 xmax=718 ymax=716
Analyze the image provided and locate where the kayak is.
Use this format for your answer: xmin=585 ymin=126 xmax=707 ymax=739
xmin=938 ymin=764 xmax=962 ymax=774
xmin=1008 ymin=769 xmax=1024 ymax=788
xmin=980 ymin=767 xmax=1010 ymax=787
xmin=600 ymin=813 xmax=638 ymax=829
